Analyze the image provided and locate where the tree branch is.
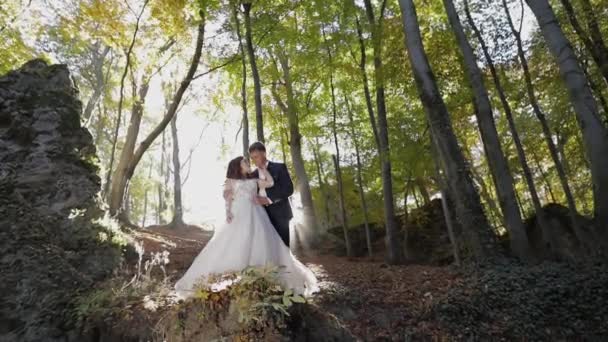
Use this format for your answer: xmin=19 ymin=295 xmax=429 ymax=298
xmin=192 ymin=55 xmax=240 ymax=79
xmin=127 ymin=11 xmax=206 ymax=180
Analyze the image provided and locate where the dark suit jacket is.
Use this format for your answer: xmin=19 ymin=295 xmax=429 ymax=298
xmin=252 ymin=161 xmax=294 ymax=221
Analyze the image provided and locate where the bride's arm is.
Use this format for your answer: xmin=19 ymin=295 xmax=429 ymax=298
xmin=257 ymin=168 xmax=274 ymax=189
xmin=224 ymin=179 xmax=235 ymax=223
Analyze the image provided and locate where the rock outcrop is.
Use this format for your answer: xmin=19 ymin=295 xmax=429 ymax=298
xmin=325 ymin=198 xmax=462 ymax=264
xmin=0 ymin=60 xmax=120 ymax=342
xmin=524 ymin=203 xmax=598 ymax=261
xmin=403 ymin=199 xmax=463 ymax=264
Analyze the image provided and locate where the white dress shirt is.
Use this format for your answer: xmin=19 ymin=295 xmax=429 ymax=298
xmin=258 ymin=161 xmax=272 ymax=203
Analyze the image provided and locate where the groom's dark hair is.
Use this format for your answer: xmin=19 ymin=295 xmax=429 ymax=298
xmin=248 ymin=141 xmax=266 ymax=153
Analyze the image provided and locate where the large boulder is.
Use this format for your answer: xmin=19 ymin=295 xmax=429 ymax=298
xmin=524 ymin=203 xmax=598 ymax=261
xmin=324 ymin=199 xmax=463 ymax=264
xmin=324 ymin=222 xmax=385 ymax=257
xmin=0 ymin=60 xmax=120 ymax=342
xmin=402 ymin=199 xmax=463 ymax=264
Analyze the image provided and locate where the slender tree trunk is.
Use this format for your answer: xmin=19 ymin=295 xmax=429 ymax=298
xmin=579 ymin=0 xmax=608 ymax=84
xmin=272 ymin=50 xmax=319 ymax=244
xmin=124 ymin=189 xmax=131 ymax=221
xmin=354 ymin=15 xmax=380 ymax=151
xmin=471 ymin=167 xmax=504 ymax=229
xmin=170 ymin=114 xmax=184 ymax=227
xmin=399 ymin=0 xmax=500 ymax=262
xmin=555 ymin=129 xmax=571 ymax=175
xmin=164 ymin=150 xmax=171 ymax=219
xmin=104 ymin=0 xmax=149 ymax=199
xmin=83 ymin=45 xmax=111 ymax=123
xmin=141 ymin=192 xmax=148 ymax=227
xmin=158 ymin=130 xmax=167 ymax=225
xmin=345 ymin=96 xmax=373 ymax=257
xmin=574 ymin=131 xmax=591 ymax=169
xmin=525 ymin=0 xmax=608 ymax=229
xmin=403 ymin=176 xmax=412 ymax=222
xmin=431 ymin=136 xmax=461 ymax=266
xmin=108 ymin=14 xmax=206 ymax=216
xmin=324 ymin=26 xmax=352 ymax=257
xmin=332 ymin=155 xmax=352 ymax=257
xmin=464 ymin=0 xmax=555 ymax=258
xmin=581 ymin=58 xmax=608 ymax=123
xmin=312 ymin=143 xmax=331 ymax=228
xmin=503 ymin=0 xmax=586 ymax=246
xmin=93 ymin=102 xmax=105 ymax=148
xmin=142 ymin=162 xmax=153 ymax=228
xmin=559 ymin=0 xmax=608 ymax=85
xmin=281 ymin=128 xmax=289 ymax=164
xmin=444 ymin=0 xmax=530 ymax=260
xmin=108 ymin=75 xmax=150 ymax=219
xmin=242 ymin=2 xmax=264 ymax=143
xmin=363 ymin=0 xmax=403 ymax=264
xmin=413 ymin=187 xmax=422 ymax=209
xmin=530 ymin=150 xmax=557 ymax=204
xmin=233 ymin=3 xmax=249 ymax=156
xmin=415 ymin=177 xmax=431 ymax=205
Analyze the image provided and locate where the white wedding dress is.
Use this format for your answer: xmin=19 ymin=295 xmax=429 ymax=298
xmin=174 ymin=175 xmax=318 ymax=299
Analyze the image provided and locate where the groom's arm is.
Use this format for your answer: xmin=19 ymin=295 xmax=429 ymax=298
xmin=267 ymin=164 xmax=294 ymax=202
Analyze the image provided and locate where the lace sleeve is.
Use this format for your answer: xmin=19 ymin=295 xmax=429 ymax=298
xmin=257 ymin=168 xmax=274 ymax=189
xmin=223 ymin=179 xmax=235 ymax=218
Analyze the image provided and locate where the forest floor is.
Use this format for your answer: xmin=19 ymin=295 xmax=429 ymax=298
xmin=134 ymin=224 xmax=463 ymax=340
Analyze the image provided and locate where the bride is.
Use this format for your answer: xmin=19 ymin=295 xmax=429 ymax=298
xmin=174 ymin=156 xmax=318 ymax=298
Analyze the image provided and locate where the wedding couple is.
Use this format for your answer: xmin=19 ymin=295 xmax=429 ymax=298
xmin=175 ymin=142 xmax=318 ymax=298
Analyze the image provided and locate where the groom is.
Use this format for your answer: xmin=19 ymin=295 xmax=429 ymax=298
xmin=249 ymin=142 xmax=294 ymax=247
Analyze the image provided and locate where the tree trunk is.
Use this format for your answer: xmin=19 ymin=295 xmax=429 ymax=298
xmin=464 ymin=0 xmax=556 ymax=258
xmin=581 ymin=58 xmax=608 ymax=123
xmin=242 ymin=2 xmax=264 ymax=143
xmin=324 ymin=26 xmax=352 ymax=257
xmin=158 ymin=130 xmax=167 ymax=225
xmin=108 ymin=14 xmax=206 ymax=217
xmin=332 ymin=155 xmax=352 ymax=257
xmin=345 ymin=96 xmax=373 ymax=257
xmin=403 ymin=176 xmax=412 ymax=223
xmin=83 ymin=45 xmax=111 ymax=123
xmin=363 ymin=0 xmax=403 ymax=264
xmin=413 ymin=187 xmax=422 ymax=209
xmin=578 ymin=0 xmax=608 ymax=85
xmin=108 ymin=74 xmax=150 ymax=219
xmin=312 ymin=142 xmax=331 ymax=228
xmin=170 ymin=114 xmax=184 ymax=227
xmin=471 ymin=167 xmax=504 ymax=229
xmin=525 ymin=0 xmax=608 ymax=229
xmin=444 ymin=0 xmax=530 ymax=260
xmin=281 ymin=128 xmax=289 ymax=164
xmin=354 ymin=15 xmax=380 ymax=151
xmin=559 ymin=0 xmax=608 ymax=85
xmin=415 ymin=177 xmax=431 ymax=205
xmin=93 ymin=102 xmax=105 ymax=148
xmin=272 ymin=50 xmax=319 ymax=244
xmin=530 ymin=150 xmax=557 ymax=204
xmin=555 ymin=129 xmax=571 ymax=175
xmin=399 ymin=0 xmax=500 ymax=262
xmin=142 ymin=162 xmax=153 ymax=228
xmin=233 ymin=2 xmax=249 ymax=156
xmin=124 ymin=189 xmax=131 ymax=222
xmin=103 ymin=0 xmax=149 ymax=199
xmin=431 ymin=135 xmax=461 ymax=266
xmin=503 ymin=0 xmax=587 ymax=246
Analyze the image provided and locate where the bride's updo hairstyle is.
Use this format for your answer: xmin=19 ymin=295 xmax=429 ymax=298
xmin=226 ymin=156 xmax=254 ymax=180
